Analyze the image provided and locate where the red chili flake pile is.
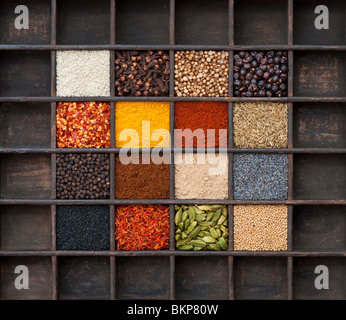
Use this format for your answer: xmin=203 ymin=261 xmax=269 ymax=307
xmin=57 ymin=101 xmax=110 ymax=148
xmin=115 ymin=205 xmax=170 ymax=251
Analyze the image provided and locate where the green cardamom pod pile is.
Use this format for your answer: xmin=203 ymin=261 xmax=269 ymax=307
xmin=175 ymin=205 xmax=228 ymax=251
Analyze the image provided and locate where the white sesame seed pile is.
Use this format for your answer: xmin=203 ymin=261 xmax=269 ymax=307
xmin=174 ymin=153 xmax=229 ymax=199
xmin=234 ymin=205 xmax=288 ymax=251
xmin=56 ymin=50 xmax=110 ymax=97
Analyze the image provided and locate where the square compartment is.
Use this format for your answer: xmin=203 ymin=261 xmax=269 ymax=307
xmin=234 ymin=257 xmax=288 ymax=300
xmin=0 ymin=51 xmax=51 ymax=97
xmin=58 ymin=257 xmax=110 ymax=300
xmin=174 ymin=102 xmax=228 ymax=148
xmin=115 ymin=155 xmax=170 ymax=199
xmin=293 ymin=154 xmax=346 ymax=200
xmin=293 ymin=258 xmax=346 ymax=299
xmin=0 ymin=257 xmax=52 ymax=300
xmin=57 ymin=0 xmax=110 ymax=44
xmin=293 ymin=206 xmax=346 ymax=252
xmin=294 ymin=52 xmax=346 ymax=97
xmin=175 ymin=0 xmax=229 ymax=45
xmin=175 ymin=257 xmax=229 ymax=299
xmin=0 ymin=206 xmax=51 ymax=250
xmin=56 ymin=206 xmax=110 ymax=251
xmin=0 ymin=102 xmax=51 ymax=148
xmin=0 ymin=0 xmax=51 ymax=44
xmin=116 ymin=257 xmax=170 ymax=299
xmin=293 ymin=103 xmax=346 ymax=148
xmin=0 ymin=154 xmax=51 ymax=199
xmin=115 ymin=0 xmax=170 ymax=45
xmin=234 ymin=0 xmax=288 ymax=45
xmin=294 ymin=0 xmax=345 ymax=45
xmin=174 ymin=153 xmax=229 ymax=200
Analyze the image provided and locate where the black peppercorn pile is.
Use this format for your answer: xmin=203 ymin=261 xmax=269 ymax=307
xmin=57 ymin=205 xmax=110 ymax=250
xmin=233 ymin=51 xmax=288 ymax=97
xmin=115 ymin=50 xmax=170 ymax=96
xmin=56 ymin=153 xmax=110 ymax=200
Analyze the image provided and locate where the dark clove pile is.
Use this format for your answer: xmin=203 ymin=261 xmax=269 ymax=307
xmin=115 ymin=50 xmax=170 ymax=96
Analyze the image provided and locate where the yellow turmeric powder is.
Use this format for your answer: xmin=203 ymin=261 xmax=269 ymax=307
xmin=115 ymin=102 xmax=170 ymax=148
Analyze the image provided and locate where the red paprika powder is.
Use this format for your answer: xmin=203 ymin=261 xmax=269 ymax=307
xmin=174 ymin=102 xmax=228 ymax=148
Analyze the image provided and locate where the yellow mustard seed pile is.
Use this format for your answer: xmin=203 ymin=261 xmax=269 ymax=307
xmin=233 ymin=205 xmax=288 ymax=251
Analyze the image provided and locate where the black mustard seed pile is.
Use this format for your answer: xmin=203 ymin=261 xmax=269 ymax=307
xmin=57 ymin=205 xmax=110 ymax=251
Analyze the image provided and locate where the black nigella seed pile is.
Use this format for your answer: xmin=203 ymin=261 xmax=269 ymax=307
xmin=56 ymin=153 xmax=110 ymax=200
xmin=57 ymin=206 xmax=110 ymax=250
xmin=233 ymin=51 xmax=288 ymax=97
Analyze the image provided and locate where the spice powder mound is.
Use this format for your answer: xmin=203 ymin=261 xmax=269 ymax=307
xmin=57 ymin=101 xmax=110 ymax=148
xmin=115 ymin=205 xmax=170 ymax=251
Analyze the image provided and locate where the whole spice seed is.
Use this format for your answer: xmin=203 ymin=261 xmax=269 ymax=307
xmin=175 ymin=205 xmax=228 ymax=251
xmin=174 ymin=50 xmax=229 ymax=97
xmin=57 ymin=101 xmax=110 ymax=148
xmin=174 ymin=153 xmax=229 ymax=199
xmin=115 ymin=102 xmax=170 ymax=148
xmin=233 ymin=154 xmax=288 ymax=200
xmin=115 ymin=205 xmax=170 ymax=251
xmin=56 ymin=50 xmax=110 ymax=97
xmin=233 ymin=50 xmax=288 ymax=97
xmin=115 ymin=50 xmax=170 ymax=96
xmin=115 ymin=155 xmax=170 ymax=199
xmin=57 ymin=205 xmax=110 ymax=251
xmin=233 ymin=102 xmax=288 ymax=148
xmin=56 ymin=153 xmax=110 ymax=200
xmin=174 ymin=102 xmax=228 ymax=148
xmin=233 ymin=205 xmax=288 ymax=251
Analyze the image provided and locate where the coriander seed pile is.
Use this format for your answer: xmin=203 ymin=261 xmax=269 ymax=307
xmin=174 ymin=50 xmax=229 ymax=97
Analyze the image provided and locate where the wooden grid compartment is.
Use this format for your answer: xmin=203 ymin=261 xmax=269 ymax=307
xmin=0 ymin=206 xmax=51 ymax=251
xmin=0 ymin=0 xmax=345 ymax=301
xmin=0 ymin=0 xmax=51 ymax=45
xmin=0 ymin=257 xmax=52 ymax=300
xmin=0 ymin=102 xmax=51 ymax=148
xmin=116 ymin=0 xmax=170 ymax=45
xmin=57 ymin=0 xmax=110 ymax=45
xmin=293 ymin=0 xmax=345 ymax=45
xmin=116 ymin=257 xmax=170 ymax=300
xmin=293 ymin=258 xmax=346 ymax=300
xmin=293 ymin=206 xmax=346 ymax=252
xmin=234 ymin=0 xmax=288 ymax=45
xmin=293 ymin=52 xmax=346 ymax=97
xmin=0 ymin=154 xmax=51 ymax=199
xmin=58 ymin=257 xmax=110 ymax=300
xmin=293 ymin=103 xmax=346 ymax=148
xmin=234 ymin=257 xmax=288 ymax=300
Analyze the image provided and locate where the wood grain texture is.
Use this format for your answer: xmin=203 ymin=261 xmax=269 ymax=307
xmin=0 ymin=154 xmax=51 ymax=199
xmin=294 ymin=0 xmax=345 ymax=45
xmin=116 ymin=0 xmax=170 ymax=45
xmin=293 ymin=206 xmax=346 ymax=252
xmin=57 ymin=0 xmax=110 ymax=45
xmin=0 ymin=0 xmax=51 ymax=45
xmin=58 ymin=257 xmax=110 ymax=300
xmin=294 ymin=154 xmax=346 ymax=200
xmin=175 ymin=257 xmax=229 ymax=299
xmin=0 ymin=102 xmax=51 ymax=148
xmin=0 ymin=206 xmax=51 ymax=250
xmin=234 ymin=0 xmax=287 ymax=45
xmin=116 ymin=257 xmax=170 ymax=300
xmin=175 ymin=0 xmax=229 ymax=45
xmin=294 ymin=103 xmax=346 ymax=148
xmin=0 ymin=51 xmax=51 ymax=97
xmin=293 ymin=257 xmax=346 ymax=299
xmin=234 ymin=257 xmax=288 ymax=300
xmin=294 ymin=52 xmax=346 ymax=97
xmin=0 ymin=257 xmax=52 ymax=300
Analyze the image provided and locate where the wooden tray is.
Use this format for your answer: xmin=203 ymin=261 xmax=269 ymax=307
xmin=0 ymin=0 xmax=346 ymax=300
